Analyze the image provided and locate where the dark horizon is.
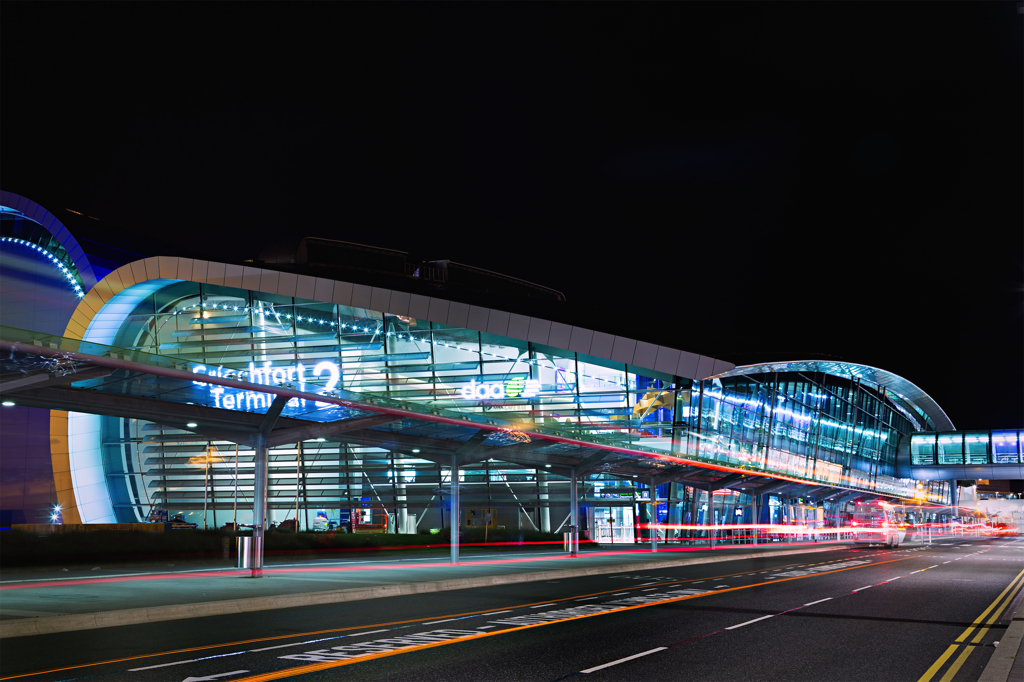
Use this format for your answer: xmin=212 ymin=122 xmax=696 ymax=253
xmin=2 ymin=3 xmax=1021 ymax=430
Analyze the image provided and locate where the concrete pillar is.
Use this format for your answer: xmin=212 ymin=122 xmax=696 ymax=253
xmin=397 ymin=481 xmax=408 ymax=534
xmin=570 ymin=468 xmax=579 ymax=557
xmin=251 ymin=435 xmax=269 ymax=577
xmin=539 ymin=471 xmax=551 ymax=533
xmin=451 ymin=455 xmax=460 ymax=565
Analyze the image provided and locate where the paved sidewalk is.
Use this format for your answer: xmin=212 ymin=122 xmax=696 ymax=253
xmin=0 ymin=540 xmax=852 ymax=638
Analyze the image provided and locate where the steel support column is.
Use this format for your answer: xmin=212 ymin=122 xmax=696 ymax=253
xmin=250 ymin=395 xmax=288 ymax=577
xmin=451 ymin=453 xmax=460 ymax=565
xmin=570 ymin=468 xmax=579 ymax=557
xmin=650 ymin=476 xmax=657 ymax=552
xmin=251 ymin=433 xmax=269 ymax=577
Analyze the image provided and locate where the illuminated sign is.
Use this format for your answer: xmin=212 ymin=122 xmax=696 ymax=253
xmin=192 ymin=360 xmax=340 ymax=409
xmin=190 ymin=360 xmax=540 ymax=410
xmin=460 ymin=377 xmax=540 ymax=400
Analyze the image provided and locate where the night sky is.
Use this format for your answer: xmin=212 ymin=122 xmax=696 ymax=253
xmin=3 ymin=4 xmax=1021 ymax=429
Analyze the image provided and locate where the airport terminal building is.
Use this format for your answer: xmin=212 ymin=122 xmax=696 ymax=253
xmin=4 ymin=190 xmax=1015 ymax=542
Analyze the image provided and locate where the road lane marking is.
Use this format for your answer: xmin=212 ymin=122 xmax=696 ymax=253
xmin=804 ymin=598 xmax=832 ymax=606
xmin=580 ymin=647 xmax=666 ymax=673
xmin=0 ymin=552 xmax=892 ymax=682
xmin=938 ymin=645 xmax=974 ymax=682
xmin=530 ymin=603 xmax=557 ymax=608
xmin=969 ymin=574 xmax=1024 ymax=644
xmin=476 ymin=626 xmax=495 ymax=630
xmin=725 ymin=615 xmax=774 ymax=630
xmin=612 ymin=592 xmax=629 ymax=596
xmin=917 ymin=645 xmax=959 ymax=682
xmin=852 ymin=586 xmax=872 ymax=592
xmin=250 ymin=643 xmax=321 ymax=653
xmin=422 ymin=618 xmax=461 ymax=625
xmin=575 ymin=597 xmax=599 ymax=601
xmin=955 ymin=567 xmax=1024 ymax=643
xmin=230 ymin=557 xmax=918 ymax=682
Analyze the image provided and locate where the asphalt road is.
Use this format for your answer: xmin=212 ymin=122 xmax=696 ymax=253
xmin=2 ymin=536 xmax=1021 ymax=682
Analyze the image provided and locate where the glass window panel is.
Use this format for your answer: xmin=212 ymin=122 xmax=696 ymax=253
xmin=964 ymin=432 xmax=990 ymax=464
xmin=577 ymin=359 xmax=626 ymax=393
xmin=937 ymin=433 xmax=963 ymax=465
xmin=991 ymin=430 xmax=1020 ymax=464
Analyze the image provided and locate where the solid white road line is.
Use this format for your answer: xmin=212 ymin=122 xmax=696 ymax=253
xmin=725 ymin=615 xmax=774 ymax=630
xmin=129 ymin=659 xmax=196 ymax=671
xmin=581 ymin=647 xmax=667 ymax=673
xmin=804 ymin=598 xmax=832 ymax=606
xmin=250 ymin=642 xmax=316 ymax=652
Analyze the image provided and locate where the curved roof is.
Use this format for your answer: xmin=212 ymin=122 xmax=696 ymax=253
xmin=0 ymin=190 xmax=99 ymax=291
xmin=708 ymin=360 xmax=954 ymax=432
xmin=62 ymin=255 xmax=735 ymax=381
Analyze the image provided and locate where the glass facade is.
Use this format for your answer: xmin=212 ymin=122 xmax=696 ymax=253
xmin=52 ymin=277 xmax=944 ymax=528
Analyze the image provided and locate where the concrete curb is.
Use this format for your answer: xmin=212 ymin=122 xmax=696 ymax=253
xmin=0 ymin=546 xmax=841 ymax=639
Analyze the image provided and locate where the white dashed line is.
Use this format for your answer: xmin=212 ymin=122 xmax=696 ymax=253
xmin=481 ymin=610 xmax=512 ymax=616
xmin=853 ymin=586 xmax=872 ymax=592
xmin=726 ymin=614 xmax=774 ymax=630
xmin=804 ymin=598 xmax=833 ymax=606
xmin=575 ymin=597 xmax=599 ymax=601
xmin=581 ymin=647 xmax=667 ymax=673
xmin=530 ymin=603 xmax=557 ymax=609
xmin=423 ymin=618 xmax=461 ymax=625
xmin=612 ymin=592 xmax=630 ymax=596
xmin=477 ymin=626 xmax=496 ymax=630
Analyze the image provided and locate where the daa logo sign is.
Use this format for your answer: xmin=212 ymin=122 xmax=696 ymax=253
xmin=460 ymin=377 xmax=540 ymax=400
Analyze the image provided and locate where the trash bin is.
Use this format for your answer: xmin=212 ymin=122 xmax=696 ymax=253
xmin=237 ymin=536 xmax=252 ymax=569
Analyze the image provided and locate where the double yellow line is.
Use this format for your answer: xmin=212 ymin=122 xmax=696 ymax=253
xmin=917 ymin=565 xmax=1024 ymax=682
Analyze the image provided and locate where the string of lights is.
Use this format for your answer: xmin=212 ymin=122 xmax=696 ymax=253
xmin=1 ymin=236 xmax=84 ymax=297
